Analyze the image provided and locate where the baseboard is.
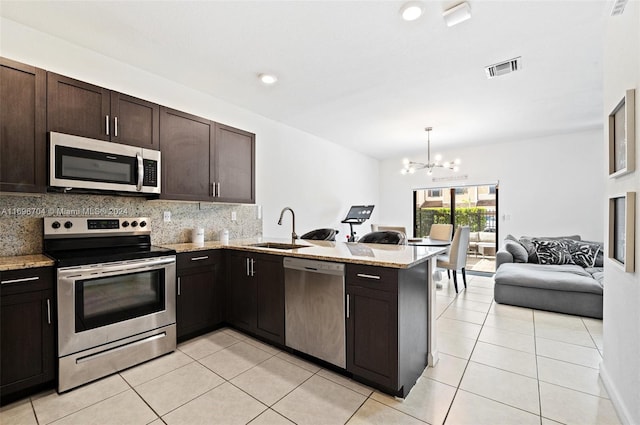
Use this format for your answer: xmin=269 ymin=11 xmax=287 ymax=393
xmin=600 ymin=362 xmax=635 ymax=425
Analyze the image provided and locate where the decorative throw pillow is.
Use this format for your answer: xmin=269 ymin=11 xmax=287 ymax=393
xmin=531 ymin=238 xmax=575 ymax=265
xmin=518 ymin=237 xmax=538 ymax=263
xmin=563 ymin=239 xmax=602 ymax=268
xmin=505 ymin=234 xmax=518 ymax=243
xmin=504 ymin=240 xmax=528 ymax=263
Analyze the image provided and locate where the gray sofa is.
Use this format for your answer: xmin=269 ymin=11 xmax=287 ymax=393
xmin=494 ymin=235 xmax=604 ymax=319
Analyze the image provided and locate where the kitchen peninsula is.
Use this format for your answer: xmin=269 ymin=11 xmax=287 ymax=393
xmin=166 ymin=238 xmax=444 ymax=398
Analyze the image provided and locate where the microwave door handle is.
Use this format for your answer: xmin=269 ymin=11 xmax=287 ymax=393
xmin=136 ymin=152 xmax=143 ymax=191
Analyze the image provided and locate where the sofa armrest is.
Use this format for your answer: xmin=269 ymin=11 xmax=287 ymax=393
xmin=496 ymin=249 xmax=514 ymax=269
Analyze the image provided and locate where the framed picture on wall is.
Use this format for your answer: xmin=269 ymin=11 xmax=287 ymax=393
xmin=608 ymin=192 xmax=636 ymax=272
xmin=608 ymin=89 xmax=635 ymax=178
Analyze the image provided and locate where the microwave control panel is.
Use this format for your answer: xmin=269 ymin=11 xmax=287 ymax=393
xmin=142 ymin=159 xmax=158 ymax=187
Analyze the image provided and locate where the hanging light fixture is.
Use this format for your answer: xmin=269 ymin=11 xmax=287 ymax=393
xmin=401 ymin=127 xmax=460 ymax=175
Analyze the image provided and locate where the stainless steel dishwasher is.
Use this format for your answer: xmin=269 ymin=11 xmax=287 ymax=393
xmin=283 ymin=257 xmax=346 ymax=368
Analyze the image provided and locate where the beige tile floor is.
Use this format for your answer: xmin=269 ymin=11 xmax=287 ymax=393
xmin=1 ymin=274 xmax=620 ymax=425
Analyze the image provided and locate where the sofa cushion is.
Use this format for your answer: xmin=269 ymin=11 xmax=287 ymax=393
xmin=532 ymin=238 xmax=574 ymax=265
xmin=494 ymin=263 xmax=603 ymax=295
xmin=518 ymin=237 xmax=538 ymax=263
xmin=478 ymin=232 xmax=496 ymax=243
xmin=504 ymin=240 xmax=528 ymax=263
xmin=563 ymin=239 xmax=602 ymax=268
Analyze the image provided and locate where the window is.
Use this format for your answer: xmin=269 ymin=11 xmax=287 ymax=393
xmin=427 ymin=189 xmax=442 ymax=197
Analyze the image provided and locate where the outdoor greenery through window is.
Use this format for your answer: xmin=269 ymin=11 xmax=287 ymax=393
xmin=414 ymin=184 xmax=498 ymax=273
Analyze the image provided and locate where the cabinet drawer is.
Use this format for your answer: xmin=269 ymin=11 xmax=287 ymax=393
xmin=0 ymin=267 xmax=54 ymax=295
xmin=177 ymin=250 xmax=220 ymax=270
xmin=346 ymin=264 xmax=397 ymax=292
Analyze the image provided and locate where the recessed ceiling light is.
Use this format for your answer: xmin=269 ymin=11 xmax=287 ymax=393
xmin=400 ymin=1 xmax=424 ymax=21
xmin=259 ymin=73 xmax=278 ymax=85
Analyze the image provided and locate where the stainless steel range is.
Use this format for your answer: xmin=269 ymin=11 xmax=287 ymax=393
xmin=44 ymin=217 xmax=176 ymax=392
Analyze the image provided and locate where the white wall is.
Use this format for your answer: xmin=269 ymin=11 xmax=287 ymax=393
xmin=600 ymin=3 xmax=640 ymax=424
xmin=378 ymin=129 xmax=605 ymax=242
xmin=0 ymin=18 xmax=380 ymax=240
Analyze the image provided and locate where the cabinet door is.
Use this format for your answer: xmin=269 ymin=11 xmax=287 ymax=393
xmin=110 ymin=92 xmax=159 ymax=149
xmin=226 ymin=253 xmax=256 ymax=332
xmin=346 ymin=285 xmax=398 ymax=391
xmin=214 ymin=123 xmax=255 ymax=204
xmin=177 ymin=266 xmax=222 ymax=340
xmin=47 ymin=72 xmax=110 ymax=141
xmin=160 ymin=107 xmax=214 ymax=201
xmin=255 ymin=255 xmax=284 ymax=344
xmin=0 ymin=58 xmax=46 ymax=193
xmin=0 ymin=268 xmax=55 ymax=399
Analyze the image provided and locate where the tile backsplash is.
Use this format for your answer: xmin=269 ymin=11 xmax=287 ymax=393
xmin=0 ymin=192 xmax=262 ymax=257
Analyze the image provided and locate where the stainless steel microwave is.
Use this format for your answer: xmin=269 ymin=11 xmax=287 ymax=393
xmin=49 ymin=132 xmax=161 ymax=195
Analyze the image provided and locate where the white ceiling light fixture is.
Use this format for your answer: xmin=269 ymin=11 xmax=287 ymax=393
xmin=443 ymin=2 xmax=471 ymax=27
xmin=399 ymin=1 xmax=424 ymax=21
xmin=258 ymin=73 xmax=278 ymax=85
xmin=401 ymin=127 xmax=461 ymax=175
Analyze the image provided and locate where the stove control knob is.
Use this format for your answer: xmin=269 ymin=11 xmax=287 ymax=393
xmin=51 ymin=221 xmax=61 ymax=229
xmin=121 ymin=221 xmax=129 ymax=228
xmin=131 ymin=221 xmax=138 ymax=227
xmin=64 ymin=221 xmax=73 ymax=229
xmin=139 ymin=221 xmax=147 ymax=228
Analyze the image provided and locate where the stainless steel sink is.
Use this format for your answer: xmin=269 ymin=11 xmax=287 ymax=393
xmin=250 ymin=242 xmax=310 ymax=250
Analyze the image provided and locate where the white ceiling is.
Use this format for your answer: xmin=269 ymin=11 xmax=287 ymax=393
xmin=0 ymin=0 xmax=608 ymax=159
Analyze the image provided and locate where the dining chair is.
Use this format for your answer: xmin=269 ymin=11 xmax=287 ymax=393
xmin=358 ymin=230 xmax=406 ymax=245
xmin=436 ymin=226 xmax=471 ymax=293
xmin=300 ymin=228 xmax=339 ymax=241
xmin=371 ymin=224 xmax=407 ymax=235
xmin=429 ymin=223 xmax=453 ymax=241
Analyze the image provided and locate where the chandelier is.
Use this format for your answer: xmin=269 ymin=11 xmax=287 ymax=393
xmin=400 ymin=127 xmax=460 ymax=175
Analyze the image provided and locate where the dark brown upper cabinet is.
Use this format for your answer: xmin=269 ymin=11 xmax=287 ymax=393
xmin=47 ymin=73 xmax=159 ymax=149
xmin=0 ymin=58 xmax=47 ymax=193
xmin=160 ymin=107 xmax=255 ymax=203
xmin=214 ymin=123 xmax=255 ymax=204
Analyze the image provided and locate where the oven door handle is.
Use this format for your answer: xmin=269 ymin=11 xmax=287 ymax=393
xmin=59 ymin=256 xmax=176 ymax=277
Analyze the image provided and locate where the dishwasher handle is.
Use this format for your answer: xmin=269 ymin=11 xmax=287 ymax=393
xmin=283 ymin=257 xmax=344 ymax=276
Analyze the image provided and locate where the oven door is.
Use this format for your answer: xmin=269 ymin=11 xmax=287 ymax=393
xmin=57 ymin=255 xmax=176 ymax=356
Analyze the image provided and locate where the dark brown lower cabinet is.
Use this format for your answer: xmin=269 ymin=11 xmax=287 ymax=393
xmin=0 ymin=267 xmax=55 ymax=403
xmin=346 ymin=262 xmax=429 ymax=397
xmin=176 ymin=251 xmax=223 ymax=341
xmin=226 ymin=252 xmax=284 ymax=345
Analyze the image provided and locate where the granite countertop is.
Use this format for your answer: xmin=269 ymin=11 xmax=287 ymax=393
xmin=161 ymin=238 xmax=445 ymax=269
xmin=0 ymin=254 xmax=55 ymax=272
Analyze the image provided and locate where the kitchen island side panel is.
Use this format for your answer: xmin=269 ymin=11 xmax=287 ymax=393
xmin=397 ymin=259 xmax=430 ymax=397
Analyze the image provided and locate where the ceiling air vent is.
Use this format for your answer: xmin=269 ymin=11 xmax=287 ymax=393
xmin=485 ymin=57 xmax=522 ymax=79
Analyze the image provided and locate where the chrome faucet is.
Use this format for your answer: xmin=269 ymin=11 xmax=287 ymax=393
xmin=278 ymin=207 xmax=297 ymax=242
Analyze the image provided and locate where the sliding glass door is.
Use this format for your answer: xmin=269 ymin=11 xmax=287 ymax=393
xmin=414 ymin=184 xmax=498 ymax=273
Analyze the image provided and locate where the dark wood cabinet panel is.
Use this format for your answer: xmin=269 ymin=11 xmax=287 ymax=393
xmin=0 ymin=58 xmax=46 ymax=193
xmin=47 ymin=72 xmax=110 ymax=141
xmin=255 ymin=255 xmax=284 ymax=344
xmin=48 ymin=73 xmax=160 ymax=149
xmin=110 ymin=93 xmax=159 ymax=149
xmin=159 ymin=107 xmax=214 ymax=201
xmin=226 ymin=252 xmax=284 ymax=345
xmin=0 ymin=267 xmax=55 ymax=402
xmin=176 ymin=251 xmax=223 ymax=341
xmin=346 ymin=283 xmax=398 ymax=390
xmin=214 ymin=124 xmax=255 ymax=204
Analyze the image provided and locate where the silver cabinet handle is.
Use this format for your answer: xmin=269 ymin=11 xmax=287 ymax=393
xmin=346 ymin=294 xmax=350 ymax=319
xmin=106 ymin=115 xmax=110 ymax=136
xmin=46 ymin=298 xmax=51 ymax=325
xmin=210 ymin=182 xmax=215 ymax=197
xmin=216 ymin=182 xmax=221 ymax=197
xmin=177 ymin=277 xmax=181 ymax=296
xmin=1 ymin=276 xmax=39 ymax=285
xmin=246 ymin=258 xmax=250 ymax=276
xmin=250 ymin=258 xmax=255 ymax=276
xmin=114 ymin=116 xmax=118 ymax=137
xmin=356 ymin=273 xmax=381 ymax=280
xmin=190 ymin=256 xmax=209 ymax=261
